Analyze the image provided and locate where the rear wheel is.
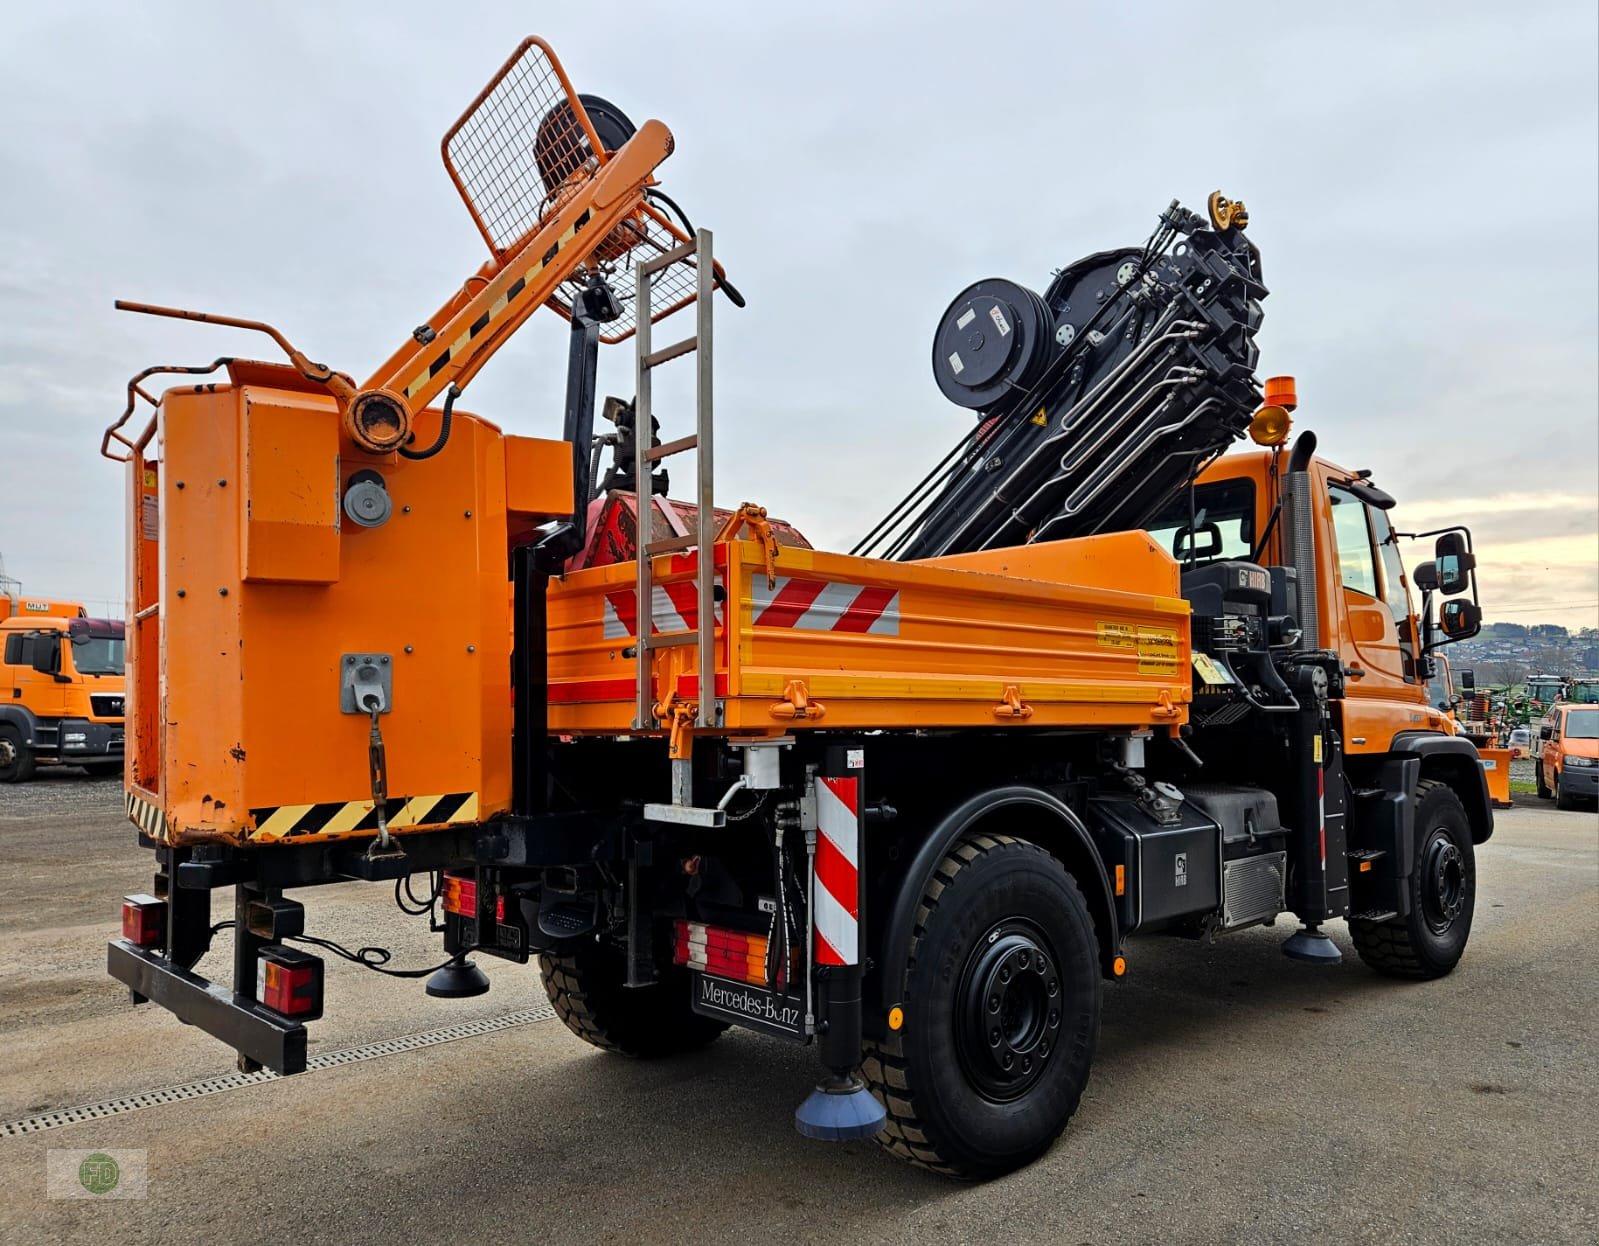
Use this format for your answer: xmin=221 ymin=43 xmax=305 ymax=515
xmin=1351 ymin=780 xmax=1475 ymax=980
xmin=540 ymin=942 xmax=727 ymax=1058
xmin=862 ymin=832 xmax=1101 ymax=1179
xmin=1535 ymin=761 xmax=1551 ymax=799
xmin=0 ymin=727 xmax=35 ymax=783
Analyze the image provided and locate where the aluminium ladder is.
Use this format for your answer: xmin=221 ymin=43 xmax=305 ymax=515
xmin=632 ymin=229 xmax=717 ymax=734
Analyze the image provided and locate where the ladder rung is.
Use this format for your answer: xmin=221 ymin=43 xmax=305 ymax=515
xmin=644 ymin=434 xmax=698 ymax=463
xmin=642 ymin=336 xmax=698 ymax=369
xmin=638 ymin=240 xmax=697 ymax=277
xmin=644 ymin=631 xmax=699 ymax=649
xmin=644 ymin=534 xmax=697 ymax=555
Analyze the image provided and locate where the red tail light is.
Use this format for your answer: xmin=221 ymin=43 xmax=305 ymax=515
xmin=257 ymin=946 xmax=324 ymax=1020
xmin=673 ymin=920 xmax=798 ymax=987
xmin=121 ymin=894 xmax=166 ymax=948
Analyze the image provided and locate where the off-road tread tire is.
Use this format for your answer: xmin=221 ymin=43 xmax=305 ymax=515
xmin=540 ymin=946 xmax=726 ymax=1058
xmin=0 ymin=726 xmax=35 ymax=783
xmin=1349 ymin=780 xmax=1474 ymax=980
xmin=862 ymin=832 xmax=1100 ymax=1179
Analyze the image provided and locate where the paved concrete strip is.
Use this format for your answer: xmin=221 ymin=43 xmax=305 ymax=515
xmin=0 ymin=1004 xmax=555 ymax=1137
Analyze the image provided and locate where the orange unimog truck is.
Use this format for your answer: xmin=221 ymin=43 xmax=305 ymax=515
xmin=0 ymin=594 xmax=126 ymax=782
xmin=102 ymin=37 xmax=1492 ymax=1180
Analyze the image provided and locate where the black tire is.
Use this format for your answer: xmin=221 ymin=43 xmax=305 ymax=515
xmin=1554 ymin=775 xmax=1580 ymax=811
xmin=1350 ymin=780 xmax=1475 ymax=980
xmin=862 ymin=832 xmax=1101 ymax=1179
xmin=539 ymin=942 xmax=727 ymax=1058
xmin=1535 ymin=761 xmax=1551 ymax=799
xmin=0 ymin=726 xmax=35 ymax=783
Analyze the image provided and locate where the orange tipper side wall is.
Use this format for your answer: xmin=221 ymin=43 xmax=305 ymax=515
xmin=546 ymin=531 xmax=1191 ymax=734
xmin=127 ymin=377 xmax=572 ymax=846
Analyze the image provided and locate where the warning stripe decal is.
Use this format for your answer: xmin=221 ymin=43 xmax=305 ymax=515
xmin=250 ymin=791 xmax=480 ymax=841
xmin=751 ymin=577 xmax=899 ymax=636
xmin=125 ymin=791 xmax=167 ymax=839
xmin=602 ymin=580 xmax=725 ymax=640
xmin=813 ymin=776 xmax=860 ymax=967
xmin=403 ymin=209 xmax=592 ymax=400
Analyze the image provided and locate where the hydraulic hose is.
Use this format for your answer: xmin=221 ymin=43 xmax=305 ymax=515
xmin=399 ymin=384 xmax=460 ymax=460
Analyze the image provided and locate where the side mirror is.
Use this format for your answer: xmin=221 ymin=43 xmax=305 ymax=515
xmin=1411 ymin=560 xmax=1439 ymax=592
xmin=1540 ymin=725 xmax=1553 ymax=740
xmin=1434 ymin=532 xmax=1475 ymax=596
xmin=1459 ymin=668 xmax=1475 ymax=692
xmin=1439 ymin=599 xmax=1481 ymax=639
xmin=29 ymin=635 xmax=61 ymax=676
xmin=1174 ymin=521 xmax=1222 ymax=560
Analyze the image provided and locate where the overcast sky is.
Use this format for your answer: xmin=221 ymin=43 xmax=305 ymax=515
xmin=2 ymin=1 xmax=1595 ymax=629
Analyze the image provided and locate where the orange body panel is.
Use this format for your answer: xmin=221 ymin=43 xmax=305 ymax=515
xmin=1477 ymin=746 xmax=1512 ymax=807
xmin=125 ymin=372 xmax=574 ymax=845
xmin=547 ymin=538 xmax=1191 ymax=735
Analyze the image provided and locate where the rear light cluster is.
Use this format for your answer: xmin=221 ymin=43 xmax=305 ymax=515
xmin=121 ymin=895 xmax=166 ymax=948
xmin=257 ymin=946 xmax=324 ymax=1020
xmin=672 ymin=920 xmax=798 ymax=987
xmin=442 ymin=871 xmax=478 ymax=918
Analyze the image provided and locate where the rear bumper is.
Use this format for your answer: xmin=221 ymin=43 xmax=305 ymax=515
xmin=107 ymin=939 xmax=307 ymax=1074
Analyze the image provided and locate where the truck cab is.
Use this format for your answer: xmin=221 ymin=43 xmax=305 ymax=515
xmin=0 ymin=613 xmax=126 ymax=782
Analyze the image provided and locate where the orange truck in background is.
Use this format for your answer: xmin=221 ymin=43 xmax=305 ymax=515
xmin=0 ymin=595 xmax=126 ymax=782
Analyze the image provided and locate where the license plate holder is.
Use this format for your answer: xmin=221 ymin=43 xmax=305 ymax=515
xmin=690 ymin=972 xmax=807 ymax=1043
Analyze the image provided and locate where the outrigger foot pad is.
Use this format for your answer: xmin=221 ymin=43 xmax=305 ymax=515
xmin=794 ymin=1074 xmax=887 ymax=1141
xmin=1281 ymin=924 xmax=1342 ymax=964
xmin=425 ymin=955 xmax=491 ymax=998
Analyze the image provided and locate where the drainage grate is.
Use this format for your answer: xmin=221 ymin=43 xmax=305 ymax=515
xmin=0 ymin=1004 xmax=556 ymax=1138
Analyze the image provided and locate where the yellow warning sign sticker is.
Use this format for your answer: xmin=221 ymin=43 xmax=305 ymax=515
xmin=1313 ymin=733 xmax=1323 ymax=764
xmin=1097 ymin=622 xmax=1137 ymax=650
xmin=1030 ymin=406 xmax=1049 ymax=427
xmin=1136 ymin=625 xmax=1179 ymax=675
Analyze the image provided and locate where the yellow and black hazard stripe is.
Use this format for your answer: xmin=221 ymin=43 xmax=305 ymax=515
xmin=249 ymin=791 xmax=481 ymax=842
xmin=403 ymin=208 xmax=594 ymax=401
xmin=126 ymin=790 xmax=167 ymax=839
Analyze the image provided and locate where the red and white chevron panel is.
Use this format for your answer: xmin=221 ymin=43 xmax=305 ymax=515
xmin=813 ymin=776 xmax=860 ymax=966
xmin=751 ymin=577 xmax=900 ymax=635
xmin=603 ymin=582 xmax=724 ymax=640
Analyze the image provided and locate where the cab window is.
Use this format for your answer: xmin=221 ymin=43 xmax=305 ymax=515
xmin=1371 ymin=507 xmax=1411 ymax=622
xmin=3 ymin=634 xmax=33 ymax=666
xmin=1145 ymin=478 xmax=1257 ymax=565
xmin=1328 ymin=486 xmax=1378 ymax=597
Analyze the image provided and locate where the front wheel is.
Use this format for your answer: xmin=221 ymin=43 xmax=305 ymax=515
xmin=862 ymin=832 xmax=1101 ymax=1179
xmin=0 ymin=726 xmax=35 ymax=783
xmin=1350 ymin=780 xmax=1476 ymax=980
xmin=1555 ymin=774 xmax=1581 ymax=811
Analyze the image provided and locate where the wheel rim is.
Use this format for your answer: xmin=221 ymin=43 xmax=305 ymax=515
xmin=1420 ymin=829 xmax=1466 ymax=935
xmin=0 ymin=736 xmax=15 ymax=770
xmin=955 ymin=919 xmax=1062 ymax=1103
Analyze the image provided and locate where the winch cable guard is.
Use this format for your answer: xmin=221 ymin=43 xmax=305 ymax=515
xmin=854 ymin=195 xmax=1267 ymax=561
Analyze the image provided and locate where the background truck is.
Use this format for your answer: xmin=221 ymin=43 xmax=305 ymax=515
xmin=0 ymin=583 xmax=126 ymax=782
xmin=101 ymin=37 xmax=1492 ymax=1180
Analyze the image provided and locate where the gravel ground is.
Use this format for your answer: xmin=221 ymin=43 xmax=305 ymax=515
xmin=0 ymin=774 xmax=1595 ymax=1245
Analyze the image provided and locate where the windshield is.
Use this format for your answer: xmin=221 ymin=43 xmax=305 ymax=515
xmin=70 ymin=636 xmax=125 ymax=676
xmin=1563 ymin=711 xmax=1599 ymax=740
